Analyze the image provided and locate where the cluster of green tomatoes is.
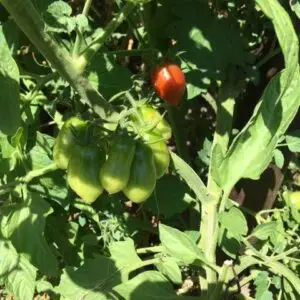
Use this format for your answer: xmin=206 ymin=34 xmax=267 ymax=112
xmin=52 ymin=105 xmax=171 ymax=204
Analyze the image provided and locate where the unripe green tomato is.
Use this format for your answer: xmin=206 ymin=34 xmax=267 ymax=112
xmin=132 ymin=105 xmax=172 ymax=140
xmin=67 ymin=146 xmax=104 ymax=204
xmin=143 ymin=132 xmax=170 ymax=179
xmin=53 ymin=117 xmax=87 ymax=169
xmin=99 ymin=136 xmax=136 ymax=194
xmin=289 ymin=191 xmax=300 ymax=210
xmin=123 ymin=143 xmax=156 ymax=203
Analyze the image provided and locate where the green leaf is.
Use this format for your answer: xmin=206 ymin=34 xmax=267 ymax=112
xmin=75 ymin=14 xmax=90 ymax=32
xmin=273 ymin=149 xmax=284 ymax=168
xmin=286 ymin=130 xmax=300 ymax=152
xmin=166 ymin=1 xmax=246 ymax=98
xmin=155 ymin=256 xmax=182 ymax=285
xmin=269 ymin=216 xmax=286 ymax=253
xmin=159 ymin=224 xmax=205 ymax=265
xmin=28 ymin=133 xmax=69 ymax=206
xmin=272 ymin=275 xmax=281 ymax=290
xmin=145 ymin=174 xmax=194 ymax=218
xmin=197 ymin=138 xmax=212 ymax=166
xmin=0 ymin=193 xmax=59 ymax=277
xmin=88 ymin=54 xmax=132 ymax=100
xmin=0 ymin=132 xmax=18 ymax=171
xmin=290 ymin=0 xmax=300 ymax=19
xmin=109 ymin=238 xmax=142 ymax=280
xmin=28 ymin=132 xmax=54 ymax=170
xmin=216 ymin=0 xmax=300 ymax=190
xmin=251 ymin=222 xmax=277 ymax=240
xmin=114 ymin=271 xmax=194 ymax=300
xmin=254 ymin=271 xmax=273 ymax=300
xmin=0 ymin=26 xmax=21 ymax=135
xmin=219 ymin=207 xmax=248 ymax=241
xmin=55 ymin=255 xmax=121 ymax=300
xmin=218 ymin=226 xmax=241 ymax=259
xmin=73 ymin=202 xmax=101 ymax=227
xmin=170 ymin=151 xmax=209 ymax=203
xmin=2 ymin=19 xmax=21 ymax=54
xmin=32 ymin=0 xmax=53 ymax=13
xmin=0 ymin=241 xmax=36 ymax=300
xmin=44 ymin=0 xmax=76 ymax=33
xmin=46 ymin=216 xmax=81 ymax=266
xmin=36 ymin=279 xmax=54 ymax=293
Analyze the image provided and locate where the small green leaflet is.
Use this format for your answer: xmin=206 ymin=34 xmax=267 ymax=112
xmin=0 ymin=193 xmax=59 ymax=277
xmin=170 ymin=151 xmax=209 ymax=203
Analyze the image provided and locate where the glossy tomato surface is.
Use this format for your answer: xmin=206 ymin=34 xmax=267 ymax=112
xmin=151 ymin=62 xmax=185 ymax=106
xmin=99 ymin=136 xmax=136 ymax=194
xmin=53 ymin=117 xmax=87 ymax=170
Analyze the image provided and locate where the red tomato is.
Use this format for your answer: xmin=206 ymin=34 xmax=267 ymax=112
xmin=151 ymin=62 xmax=185 ymax=106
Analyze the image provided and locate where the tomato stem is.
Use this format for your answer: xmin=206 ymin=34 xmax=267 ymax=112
xmin=72 ymin=0 xmax=93 ymax=58
xmin=78 ymin=2 xmax=137 ymax=70
xmin=136 ymin=245 xmax=164 ymax=254
xmin=209 ymin=260 xmax=232 ymax=300
xmin=200 ymin=93 xmax=236 ymax=295
xmin=125 ymin=91 xmax=145 ymax=126
xmin=0 ymin=163 xmax=58 ymax=195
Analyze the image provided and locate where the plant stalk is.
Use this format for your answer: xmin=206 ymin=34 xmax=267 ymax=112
xmin=199 ymin=94 xmax=236 ymax=294
xmin=79 ymin=2 xmax=136 ymax=69
xmin=209 ymin=260 xmax=232 ymax=300
xmin=72 ymin=0 xmax=93 ymax=57
xmin=0 ymin=163 xmax=58 ymax=195
xmin=136 ymin=245 xmax=164 ymax=254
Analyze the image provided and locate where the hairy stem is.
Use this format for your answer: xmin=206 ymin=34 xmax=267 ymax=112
xmin=209 ymin=260 xmax=232 ymax=300
xmin=199 ymin=95 xmax=236 ymax=294
xmin=72 ymin=0 xmax=93 ymax=57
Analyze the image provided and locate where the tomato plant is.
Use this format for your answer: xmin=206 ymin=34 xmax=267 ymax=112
xmin=0 ymin=0 xmax=300 ymax=299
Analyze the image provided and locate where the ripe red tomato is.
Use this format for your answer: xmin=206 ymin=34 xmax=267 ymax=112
xmin=151 ymin=62 xmax=185 ymax=106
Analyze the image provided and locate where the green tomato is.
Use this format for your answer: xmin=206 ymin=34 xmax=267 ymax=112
xmin=67 ymin=146 xmax=104 ymax=204
xmin=53 ymin=117 xmax=87 ymax=169
xmin=123 ymin=143 xmax=156 ymax=203
xmin=289 ymin=191 xmax=300 ymax=210
xmin=143 ymin=132 xmax=170 ymax=179
xmin=132 ymin=104 xmax=172 ymax=140
xmin=99 ymin=136 xmax=136 ymax=194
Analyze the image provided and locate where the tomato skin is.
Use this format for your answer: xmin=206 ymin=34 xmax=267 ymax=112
xmin=151 ymin=62 xmax=185 ymax=106
xmin=143 ymin=132 xmax=170 ymax=179
xmin=99 ymin=136 xmax=136 ymax=194
xmin=67 ymin=146 xmax=104 ymax=204
xmin=136 ymin=105 xmax=172 ymax=140
xmin=53 ymin=117 xmax=87 ymax=170
xmin=123 ymin=143 xmax=156 ymax=203
xmin=290 ymin=191 xmax=300 ymax=210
